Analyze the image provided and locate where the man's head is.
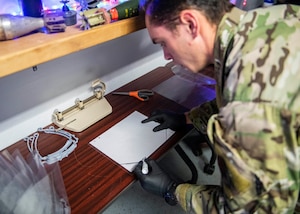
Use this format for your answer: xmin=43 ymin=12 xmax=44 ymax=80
xmin=140 ymin=0 xmax=233 ymax=73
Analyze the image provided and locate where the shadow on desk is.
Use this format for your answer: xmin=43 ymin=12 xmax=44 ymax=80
xmin=4 ymin=65 xmax=216 ymax=213
xmin=102 ymin=129 xmax=221 ymax=214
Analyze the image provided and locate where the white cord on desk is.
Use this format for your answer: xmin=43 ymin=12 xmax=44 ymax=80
xmin=24 ymin=126 xmax=79 ymax=165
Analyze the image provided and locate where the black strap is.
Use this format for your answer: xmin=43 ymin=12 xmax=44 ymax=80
xmin=221 ymin=38 xmax=234 ymax=93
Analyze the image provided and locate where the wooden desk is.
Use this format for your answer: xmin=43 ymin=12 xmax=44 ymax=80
xmin=5 ymin=66 xmax=192 ymax=213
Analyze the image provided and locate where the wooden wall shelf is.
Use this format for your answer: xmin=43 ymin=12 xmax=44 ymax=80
xmin=0 ymin=15 xmax=145 ymax=78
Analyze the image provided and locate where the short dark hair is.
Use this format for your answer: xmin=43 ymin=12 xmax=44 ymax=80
xmin=140 ymin=0 xmax=234 ymax=30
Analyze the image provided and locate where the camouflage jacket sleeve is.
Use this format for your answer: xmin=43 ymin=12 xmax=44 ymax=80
xmin=176 ymin=4 xmax=300 ymax=213
xmin=187 ymin=99 xmax=218 ymax=134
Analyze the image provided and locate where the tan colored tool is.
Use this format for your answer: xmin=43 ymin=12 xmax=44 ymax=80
xmin=52 ymin=79 xmax=112 ymax=132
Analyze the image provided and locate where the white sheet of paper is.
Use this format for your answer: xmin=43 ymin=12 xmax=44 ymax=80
xmin=89 ymin=111 xmax=174 ymax=172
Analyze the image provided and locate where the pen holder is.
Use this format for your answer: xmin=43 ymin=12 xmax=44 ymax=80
xmin=63 ymin=10 xmax=77 ymax=26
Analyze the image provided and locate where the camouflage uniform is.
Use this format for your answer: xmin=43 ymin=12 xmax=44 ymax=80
xmin=176 ymin=5 xmax=300 ymax=213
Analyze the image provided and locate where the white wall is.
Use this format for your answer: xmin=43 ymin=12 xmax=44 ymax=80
xmin=0 ymin=29 xmax=167 ymax=150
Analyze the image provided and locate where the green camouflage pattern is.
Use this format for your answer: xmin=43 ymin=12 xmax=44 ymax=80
xmin=178 ymin=4 xmax=300 ymax=213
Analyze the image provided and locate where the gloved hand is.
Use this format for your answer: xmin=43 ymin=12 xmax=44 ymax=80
xmin=142 ymin=109 xmax=186 ymax=132
xmin=133 ymin=159 xmax=178 ymax=205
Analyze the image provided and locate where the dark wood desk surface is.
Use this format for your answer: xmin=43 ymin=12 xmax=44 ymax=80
xmin=5 ymin=66 xmax=195 ymax=213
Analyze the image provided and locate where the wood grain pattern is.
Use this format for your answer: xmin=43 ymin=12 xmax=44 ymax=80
xmin=4 ymin=66 xmax=192 ymax=213
xmin=0 ymin=16 xmax=145 ymax=78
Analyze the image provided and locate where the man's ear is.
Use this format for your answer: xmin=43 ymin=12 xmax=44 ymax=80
xmin=179 ymin=10 xmax=199 ymax=38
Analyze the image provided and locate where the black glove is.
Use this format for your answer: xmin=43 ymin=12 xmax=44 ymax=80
xmin=133 ymin=158 xmax=178 ymax=205
xmin=142 ymin=109 xmax=186 ymax=132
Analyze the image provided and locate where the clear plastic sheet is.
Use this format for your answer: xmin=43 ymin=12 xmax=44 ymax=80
xmin=171 ymin=64 xmax=216 ymax=86
xmin=0 ymin=149 xmax=70 ymax=214
xmin=153 ymin=64 xmax=216 ymax=109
